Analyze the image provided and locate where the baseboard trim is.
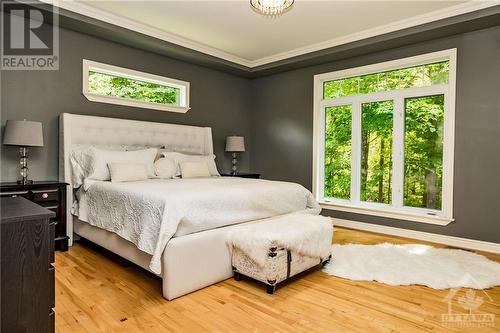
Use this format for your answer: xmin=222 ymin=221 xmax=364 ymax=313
xmin=333 ymin=218 xmax=500 ymax=254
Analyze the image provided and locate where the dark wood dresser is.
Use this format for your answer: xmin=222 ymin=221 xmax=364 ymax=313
xmin=0 ymin=181 xmax=69 ymax=251
xmin=1 ymin=196 xmax=56 ymax=333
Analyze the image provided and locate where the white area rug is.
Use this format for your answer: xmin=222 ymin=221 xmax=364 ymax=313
xmin=323 ymin=243 xmax=500 ymax=289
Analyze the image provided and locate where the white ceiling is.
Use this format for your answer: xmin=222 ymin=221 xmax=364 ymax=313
xmin=52 ymin=0 xmax=498 ymax=67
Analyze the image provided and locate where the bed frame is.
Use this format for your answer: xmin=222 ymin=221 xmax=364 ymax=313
xmin=59 ymin=113 xmax=254 ymax=300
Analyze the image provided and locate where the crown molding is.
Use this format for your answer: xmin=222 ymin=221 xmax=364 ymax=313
xmin=250 ymin=1 xmax=500 ymax=67
xmin=40 ymin=0 xmax=253 ymax=67
xmin=40 ymin=0 xmax=500 ymax=69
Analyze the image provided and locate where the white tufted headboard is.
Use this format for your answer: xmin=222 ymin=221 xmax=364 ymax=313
xmin=58 ymin=113 xmax=214 ymax=245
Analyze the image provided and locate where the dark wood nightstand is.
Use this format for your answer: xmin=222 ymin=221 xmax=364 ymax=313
xmin=221 ymin=172 xmax=261 ymax=179
xmin=0 ymin=181 xmax=69 ymax=251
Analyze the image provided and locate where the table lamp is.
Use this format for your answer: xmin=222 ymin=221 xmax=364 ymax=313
xmin=225 ymin=136 xmax=245 ymax=175
xmin=3 ymin=119 xmax=44 ymax=184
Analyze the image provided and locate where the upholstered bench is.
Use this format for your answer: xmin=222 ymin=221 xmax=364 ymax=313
xmin=227 ymin=214 xmax=333 ymax=294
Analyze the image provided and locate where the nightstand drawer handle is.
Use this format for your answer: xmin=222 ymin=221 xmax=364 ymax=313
xmin=42 ymin=193 xmax=49 ymax=199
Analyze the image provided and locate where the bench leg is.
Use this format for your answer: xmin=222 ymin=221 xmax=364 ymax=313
xmin=266 ymin=284 xmax=276 ymax=294
xmin=322 ymin=254 xmax=332 ymax=266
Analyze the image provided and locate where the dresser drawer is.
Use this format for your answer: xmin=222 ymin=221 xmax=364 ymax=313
xmin=49 ymin=308 xmax=55 ymax=333
xmin=1 ymin=197 xmax=57 ymax=333
xmin=32 ymin=189 xmax=59 ymax=203
xmin=49 ymin=265 xmax=55 ymax=309
xmin=49 ymin=222 xmax=56 ymax=263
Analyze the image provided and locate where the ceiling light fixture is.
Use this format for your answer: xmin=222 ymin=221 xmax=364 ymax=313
xmin=250 ymin=0 xmax=294 ymax=16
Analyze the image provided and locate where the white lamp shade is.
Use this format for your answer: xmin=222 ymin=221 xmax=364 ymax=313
xmin=225 ymin=136 xmax=245 ymax=152
xmin=3 ymin=120 xmax=44 ymax=147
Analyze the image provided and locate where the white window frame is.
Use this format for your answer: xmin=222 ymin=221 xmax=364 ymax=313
xmin=82 ymin=59 xmax=190 ymax=113
xmin=313 ymin=49 xmax=457 ymax=226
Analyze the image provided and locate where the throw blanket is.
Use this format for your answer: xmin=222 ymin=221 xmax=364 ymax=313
xmin=226 ymin=214 xmax=333 ymax=267
xmin=75 ymin=177 xmax=320 ymax=274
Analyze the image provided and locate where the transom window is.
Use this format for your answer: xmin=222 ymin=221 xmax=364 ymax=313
xmin=323 ymin=61 xmax=449 ymax=99
xmin=82 ymin=59 xmax=190 ymax=113
xmin=313 ymin=49 xmax=456 ymax=225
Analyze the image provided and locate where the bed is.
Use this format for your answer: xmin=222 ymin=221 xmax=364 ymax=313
xmin=59 ymin=113 xmax=320 ymax=300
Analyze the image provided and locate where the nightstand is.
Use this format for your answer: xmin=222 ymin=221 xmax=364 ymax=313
xmin=221 ymin=172 xmax=261 ymax=179
xmin=0 ymin=181 xmax=69 ymax=251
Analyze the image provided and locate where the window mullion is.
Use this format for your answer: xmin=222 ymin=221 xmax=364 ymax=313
xmin=318 ymin=106 xmax=326 ymax=200
xmin=392 ymin=97 xmax=405 ymax=208
xmin=351 ymin=100 xmax=362 ymax=203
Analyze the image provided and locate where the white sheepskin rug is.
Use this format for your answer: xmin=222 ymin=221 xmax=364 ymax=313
xmin=323 ymin=243 xmax=500 ymax=289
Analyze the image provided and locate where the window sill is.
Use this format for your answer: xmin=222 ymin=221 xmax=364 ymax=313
xmin=319 ymin=201 xmax=453 ymax=226
xmin=83 ymin=93 xmax=190 ymax=113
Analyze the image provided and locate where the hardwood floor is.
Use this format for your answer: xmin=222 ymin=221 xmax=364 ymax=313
xmin=55 ymin=227 xmax=500 ymax=333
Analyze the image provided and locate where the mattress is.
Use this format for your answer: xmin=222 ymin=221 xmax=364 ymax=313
xmin=74 ymin=177 xmax=320 ymax=274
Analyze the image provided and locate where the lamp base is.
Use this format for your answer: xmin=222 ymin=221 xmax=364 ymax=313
xmin=231 ymin=152 xmax=238 ymax=175
xmin=18 ymin=147 xmax=32 ymax=185
xmin=17 ymin=179 xmax=33 ymax=185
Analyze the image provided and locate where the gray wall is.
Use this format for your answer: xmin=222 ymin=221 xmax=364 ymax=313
xmin=1 ymin=26 xmax=252 ymax=181
xmin=250 ymin=26 xmax=500 ymax=243
xmin=1 ymin=16 xmax=499 ymax=244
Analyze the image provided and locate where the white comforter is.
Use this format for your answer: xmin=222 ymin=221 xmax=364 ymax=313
xmin=75 ymin=177 xmax=320 ymax=274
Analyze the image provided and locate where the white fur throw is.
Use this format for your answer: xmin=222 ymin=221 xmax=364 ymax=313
xmin=227 ymin=213 xmax=333 ymax=267
xmin=324 ymin=243 xmax=500 ymax=289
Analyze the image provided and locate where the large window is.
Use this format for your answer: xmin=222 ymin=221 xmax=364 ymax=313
xmin=313 ymin=49 xmax=456 ymax=225
xmin=83 ymin=60 xmax=190 ymax=113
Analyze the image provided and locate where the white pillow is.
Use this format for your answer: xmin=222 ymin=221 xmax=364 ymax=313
xmin=162 ymin=151 xmax=220 ymax=177
xmin=69 ymin=146 xmax=97 ymax=188
xmin=108 ymin=163 xmax=148 ymax=182
xmin=71 ymin=147 xmax=157 ymax=182
xmin=179 ymin=161 xmax=211 ymax=178
xmin=154 ymin=157 xmax=177 ymax=179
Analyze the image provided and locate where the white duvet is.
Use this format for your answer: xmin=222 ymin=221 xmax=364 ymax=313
xmin=74 ymin=177 xmax=320 ymax=274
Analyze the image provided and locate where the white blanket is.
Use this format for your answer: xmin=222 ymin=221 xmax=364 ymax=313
xmin=227 ymin=214 xmax=333 ymax=267
xmin=74 ymin=177 xmax=320 ymax=274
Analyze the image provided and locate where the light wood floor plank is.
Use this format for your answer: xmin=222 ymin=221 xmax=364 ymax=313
xmin=55 ymin=227 xmax=500 ymax=332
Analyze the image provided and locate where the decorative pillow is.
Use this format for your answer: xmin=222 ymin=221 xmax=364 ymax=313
xmin=71 ymin=147 xmax=157 ymax=182
xmin=162 ymin=151 xmax=220 ymax=177
xmin=179 ymin=161 xmax=211 ymax=178
xmin=123 ymin=145 xmax=153 ymax=151
xmin=69 ymin=145 xmax=97 ymax=188
xmin=123 ymin=145 xmax=168 ymax=163
xmin=108 ymin=163 xmax=148 ymax=182
xmin=154 ymin=157 xmax=177 ymax=179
